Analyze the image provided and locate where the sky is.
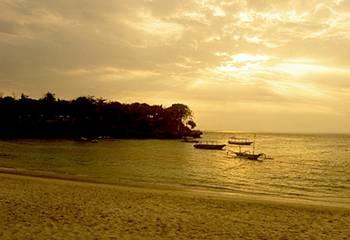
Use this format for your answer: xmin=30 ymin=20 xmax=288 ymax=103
xmin=1 ymin=0 xmax=350 ymax=133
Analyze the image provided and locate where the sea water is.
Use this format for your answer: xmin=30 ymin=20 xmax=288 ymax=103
xmin=0 ymin=132 xmax=349 ymax=207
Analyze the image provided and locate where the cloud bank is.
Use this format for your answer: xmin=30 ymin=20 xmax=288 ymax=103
xmin=1 ymin=0 xmax=350 ymax=132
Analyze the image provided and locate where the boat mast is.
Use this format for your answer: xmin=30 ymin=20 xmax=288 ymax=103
xmin=252 ymin=134 xmax=256 ymax=154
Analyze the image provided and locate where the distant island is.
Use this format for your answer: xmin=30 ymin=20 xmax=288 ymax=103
xmin=0 ymin=92 xmax=202 ymax=139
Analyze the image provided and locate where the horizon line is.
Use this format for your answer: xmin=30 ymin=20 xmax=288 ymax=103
xmin=201 ymin=130 xmax=350 ymax=135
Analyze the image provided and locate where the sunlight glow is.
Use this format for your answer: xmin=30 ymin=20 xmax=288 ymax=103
xmin=266 ymin=80 xmax=324 ymax=98
xmin=215 ymin=55 xmax=349 ymax=80
xmin=275 ymin=62 xmax=347 ymax=76
xmin=232 ymin=54 xmax=271 ymax=63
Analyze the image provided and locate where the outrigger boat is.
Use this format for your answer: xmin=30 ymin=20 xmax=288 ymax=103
xmin=228 ymin=135 xmax=269 ymax=160
xmin=194 ymin=141 xmax=226 ymax=150
xmin=233 ymin=149 xmax=264 ymax=160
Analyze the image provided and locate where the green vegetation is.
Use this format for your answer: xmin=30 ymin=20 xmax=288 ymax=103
xmin=0 ymin=92 xmax=202 ymax=139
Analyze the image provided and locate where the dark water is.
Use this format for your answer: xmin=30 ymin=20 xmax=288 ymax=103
xmin=1 ymin=132 xmax=349 ymax=207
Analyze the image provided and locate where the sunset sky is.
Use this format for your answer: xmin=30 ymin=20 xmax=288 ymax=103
xmin=1 ymin=0 xmax=350 ymax=133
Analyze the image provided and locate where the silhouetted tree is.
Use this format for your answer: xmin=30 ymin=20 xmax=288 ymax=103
xmin=187 ymin=120 xmax=196 ymax=129
xmin=42 ymin=92 xmax=56 ymax=102
xmin=0 ymin=93 xmax=201 ymax=139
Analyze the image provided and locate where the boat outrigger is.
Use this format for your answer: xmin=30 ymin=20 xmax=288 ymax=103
xmin=194 ymin=141 xmax=226 ymax=150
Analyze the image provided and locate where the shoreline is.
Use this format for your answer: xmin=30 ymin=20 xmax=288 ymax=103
xmin=1 ymin=171 xmax=350 ymax=239
xmin=1 ymin=166 xmax=349 ymax=211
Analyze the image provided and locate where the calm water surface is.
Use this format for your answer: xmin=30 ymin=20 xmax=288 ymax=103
xmin=1 ymin=132 xmax=349 ymax=207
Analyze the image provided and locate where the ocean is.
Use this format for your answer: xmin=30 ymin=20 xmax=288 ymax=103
xmin=1 ymin=132 xmax=349 ymax=208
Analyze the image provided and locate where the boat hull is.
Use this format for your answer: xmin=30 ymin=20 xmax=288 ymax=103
xmin=234 ymin=152 xmax=262 ymax=160
xmin=228 ymin=140 xmax=253 ymax=145
xmin=182 ymin=137 xmax=200 ymax=143
xmin=194 ymin=144 xmax=226 ymax=150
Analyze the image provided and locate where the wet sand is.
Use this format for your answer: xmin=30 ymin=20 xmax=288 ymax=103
xmin=0 ymin=172 xmax=349 ymax=240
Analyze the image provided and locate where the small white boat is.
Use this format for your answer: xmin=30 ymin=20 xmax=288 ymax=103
xmin=181 ymin=136 xmax=200 ymax=143
xmin=228 ymin=136 xmax=253 ymax=145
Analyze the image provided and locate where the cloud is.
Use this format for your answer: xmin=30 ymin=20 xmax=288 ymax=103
xmin=1 ymin=0 xmax=350 ymax=132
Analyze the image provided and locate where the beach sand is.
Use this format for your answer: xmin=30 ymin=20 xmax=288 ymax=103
xmin=0 ymin=173 xmax=349 ymax=240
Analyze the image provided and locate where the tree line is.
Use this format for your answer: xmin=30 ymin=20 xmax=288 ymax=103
xmin=0 ymin=92 xmax=202 ymax=139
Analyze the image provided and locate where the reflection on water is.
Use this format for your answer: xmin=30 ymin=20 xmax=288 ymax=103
xmin=0 ymin=132 xmax=350 ymax=207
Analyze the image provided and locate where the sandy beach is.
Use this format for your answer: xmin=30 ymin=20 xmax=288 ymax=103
xmin=0 ymin=172 xmax=349 ymax=240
